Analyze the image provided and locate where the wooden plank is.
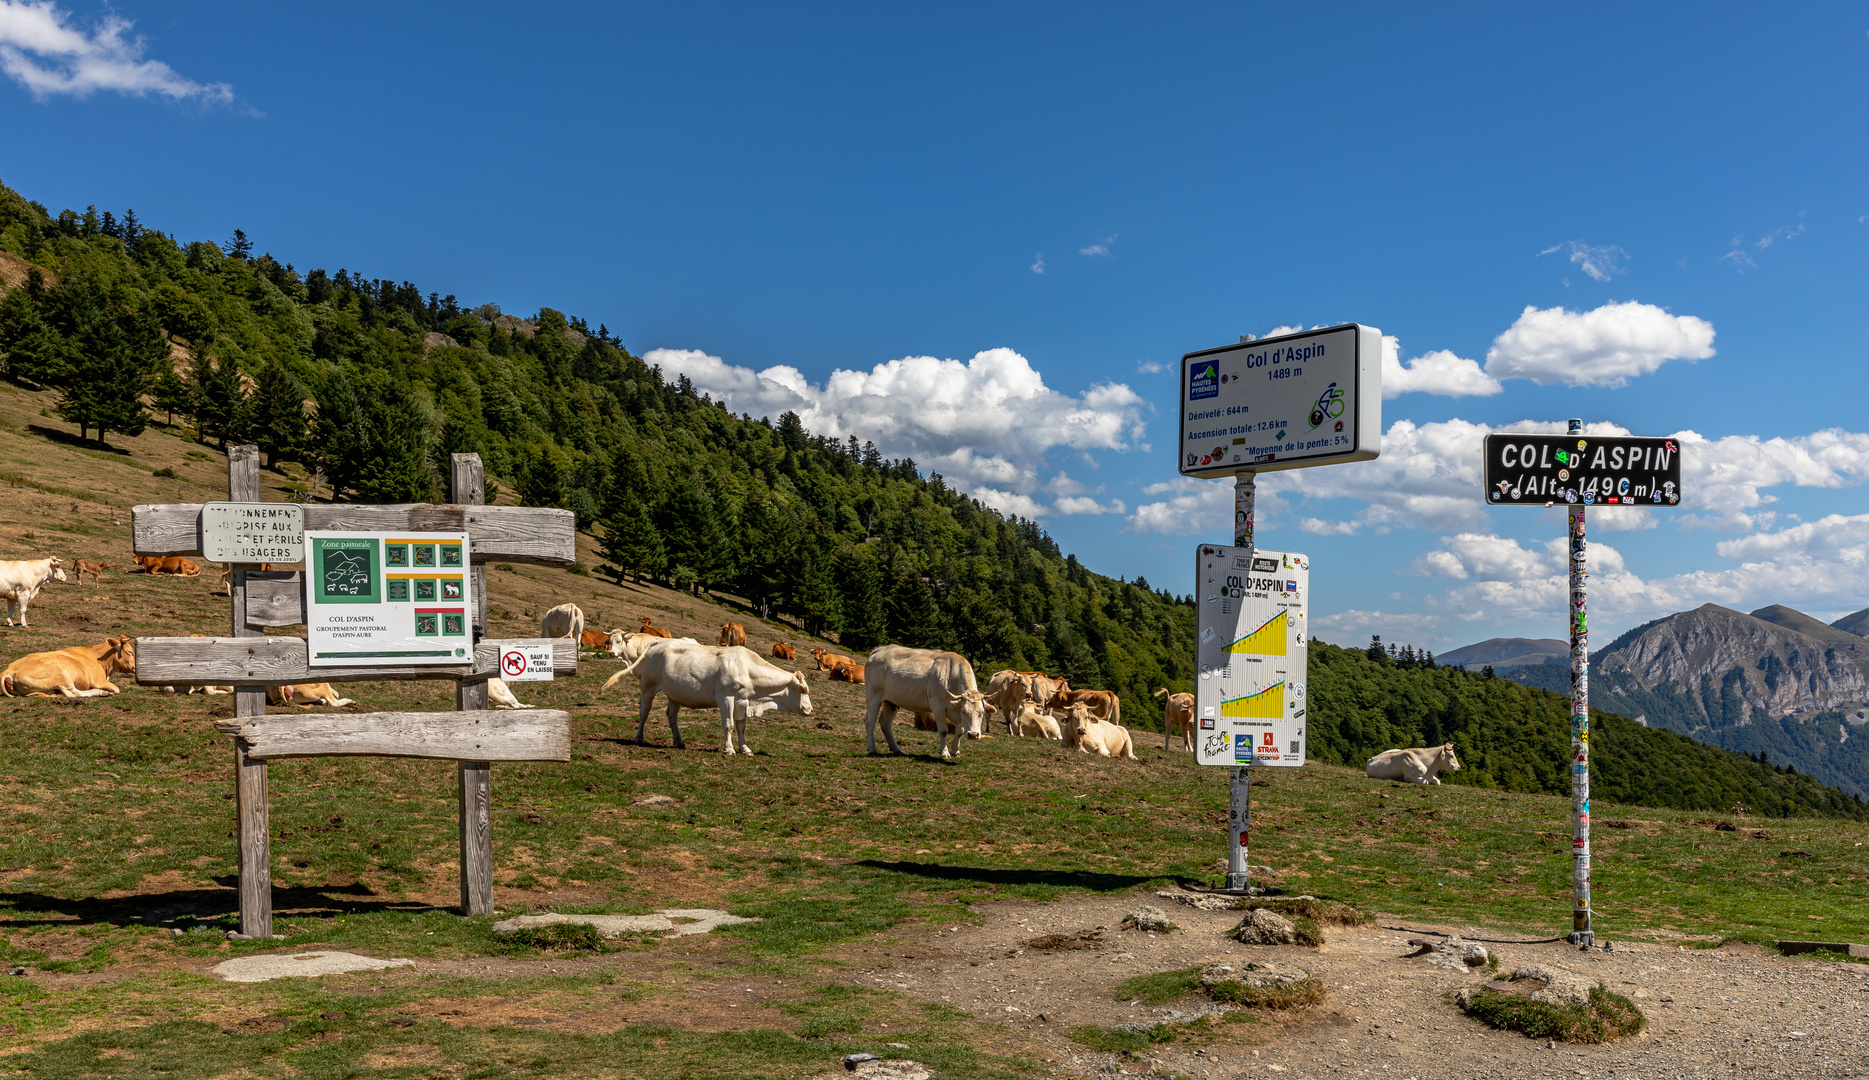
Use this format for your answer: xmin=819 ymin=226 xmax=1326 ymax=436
xmin=227 ymin=445 xmax=273 ymax=940
xmin=213 ymin=709 xmax=572 ymax=762
xmin=134 ymin=636 xmax=577 ymax=685
xmin=452 ymin=453 xmax=495 ymax=916
xmin=242 ymin=571 xmax=304 ymax=627
xmin=131 ymin=503 xmax=576 ymax=566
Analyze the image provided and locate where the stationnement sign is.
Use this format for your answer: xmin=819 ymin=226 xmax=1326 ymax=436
xmin=499 ymin=643 xmax=554 ymax=682
xmin=305 ymin=530 xmax=475 ymax=667
xmin=1179 ymin=324 xmax=1383 ymax=478
xmin=1193 ymin=544 xmax=1308 ymax=768
xmin=201 ymin=502 xmax=304 ymax=563
xmin=1482 ymin=434 xmax=1682 ymax=506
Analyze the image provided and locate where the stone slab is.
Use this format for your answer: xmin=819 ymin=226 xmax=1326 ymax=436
xmin=492 ymin=908 xmax=761 ymax=939
xmin=211 ymin=950 xmax=413 ymax=983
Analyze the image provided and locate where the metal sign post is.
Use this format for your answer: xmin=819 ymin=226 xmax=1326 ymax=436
xmin=1481 ymin=421 xmax=1684 ymax=945
xmin=1179 ymin=325 xmax=1381 ymax=895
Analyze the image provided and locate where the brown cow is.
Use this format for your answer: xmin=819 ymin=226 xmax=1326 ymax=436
xmin=811 ymin=647 xmax=856 ymax=673
xmin=829 ymin=662 xmax=865 ymax=684
xmin=718 ymin=622 xmax=747 ymax=647
xmin=1154 ymin=687 xmax=1195 ymax=750
xmin=72 ymin=559 xmax=110 ymax=585
xmin=580 ymin=629 xmax=614 ymax=650
xmin=1049 ymin=686 xmax=1121 ymax=726
xmin=135 ymin=555 xmax=200 ymax=576
xmin=639 ymin=616 xmax=672 ymax=638
xmin=772 ymin=641 xmax=797 ymax=661
xmin=1 ymin=636 xmax=136 ymax=698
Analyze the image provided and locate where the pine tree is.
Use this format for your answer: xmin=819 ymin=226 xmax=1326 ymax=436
xmin=834 ymin=548 xmax=888 ymax=650
xmin=193 ymin=354 xmax=251 ymax=449
xmin=225 ymin=229 xmax=253 ymax=259
xmin=0 ymin=280 xmax=62 ymax=387
xmin=599 ymin=490 xmax=664 ymax=583
xmin=250 ymin=358 xmax=308 ymax=469
xmin=351 ymin=375 xmax=435 ymax=501
xmin=53 ymin=282 xmax=155 ymax=445
xmin=150 ymin=360 xmax=192 ymax=427
xmin=312 ymin=371 xmax=370 ymax=500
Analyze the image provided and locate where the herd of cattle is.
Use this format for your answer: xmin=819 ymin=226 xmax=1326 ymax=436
xmin=0 ymin=557 xmax=1463 ymax=781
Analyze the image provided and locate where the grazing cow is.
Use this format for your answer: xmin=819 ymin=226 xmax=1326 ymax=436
xmin=0 ymin=557 xmax=67 ymax=627
xmin=603 ymin=640 xmax=813 ymax=754
xmin=267 ymin=683 xmax=356 ymax=708
xmin=487 ymin=677 xmax=531 ymax=709
xmin=772 ymin=641 xmax=797 ymax=661
xmin=984 ymin=670 xmax=1035 ymax=732
xmin=1154 ymin=688 xmax=1195 ymax=750
xmin=1010 ymin=701 xmax=1063 ymax=740
xmin=1049 ymin=686 xmax=1121 ymax=726
xmin=638 ymin=616 xmax=672 ymax=638
xmin=579 ymin=629 xmax=614 ymax=650
xmin=1 ymin=636 xmax=135 ymax=698
xmin=862 ymin=645 xmax=995 ymax=760
xmin=541 ymin=603 xmax=584 ymax=641
xmin=1366 ymin=743 xmax=1462 ymax=785
xmin=829 ymin=662 xmax=865 ymax=684
xmin=72 ymin=559 xmax=110 ymax=585
xmin=718 ymin=622 xmax=747 ymax=647
xmin=1063 ymin=702 xmax=1138 ymax=760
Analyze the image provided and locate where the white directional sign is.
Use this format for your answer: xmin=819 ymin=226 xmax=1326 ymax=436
xmin=1193 ymin=544 xmax=1308 ymax=768
xmin=201 ymin=502 xmax=304 ymax=563
xmin=499 ymin=643 xmax=554 ymax=682
xmin=305 ymin=531 xmax=475 ymax=667
xmin=1179 ymin=324 xmax=1382 ymax=478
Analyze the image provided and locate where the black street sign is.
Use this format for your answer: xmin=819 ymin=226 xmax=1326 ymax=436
xmin=1482 ymin=434 xmax=1682 ymax=506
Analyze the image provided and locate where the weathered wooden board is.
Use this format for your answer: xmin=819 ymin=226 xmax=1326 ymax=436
xmin=131 ymin=503 xmax=577 ymax=566
xmin=135 ymin=636 xmax=577 ymax=685
xmin=213 ymin=709 xmax=572 ymax=762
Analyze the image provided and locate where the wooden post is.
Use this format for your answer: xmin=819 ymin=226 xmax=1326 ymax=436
xmin=452 ymin=453 xmax=494 ymax=916
xmin=228 ymin=444 xmax=272 ymax=938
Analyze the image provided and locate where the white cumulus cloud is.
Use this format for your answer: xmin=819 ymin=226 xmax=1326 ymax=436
xmin=0 ymin=0 xmax=233 ymax=103
xmin=1483 ymin=301 xmax=1715 ymax=388
xmin=644 ymin=346 xmax=1147 ymax=518
xmin=1380 ymin=335 xmax=1501 ymax=398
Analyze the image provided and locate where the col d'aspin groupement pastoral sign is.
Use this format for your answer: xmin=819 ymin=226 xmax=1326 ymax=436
xmin=305 ymin=531 xmax=475 ymax=666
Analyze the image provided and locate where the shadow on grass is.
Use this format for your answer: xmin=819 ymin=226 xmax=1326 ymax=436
xmin=26 ymin=423 xmax=132 ymax=454
xmin=855 ymin=860 xmax=1189 ymax=893
xmin=0 ymin=880 xmax=440 ymax=929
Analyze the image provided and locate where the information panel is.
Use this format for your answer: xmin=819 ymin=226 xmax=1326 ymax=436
xmin=305 ymin=531 xmax=474 ymax=667
xmin=1193 ymin=544 xmax=1308 ymax=767
xmin=201 ymin=502 xmax=304 ymax=563
xmin=1482 ymin=433 xmax=1682 ymax=506
xmin=1179 ymin=324 xmax=1382 ymax=478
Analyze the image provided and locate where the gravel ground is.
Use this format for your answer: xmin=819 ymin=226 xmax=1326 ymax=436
xmin=830 ymin=893 xmax=1869 ymax=1079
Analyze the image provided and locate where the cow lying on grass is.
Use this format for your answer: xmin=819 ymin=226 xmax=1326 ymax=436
xmin=1063 ymin=701 xmax=1138 ymax=759
xmin=1 ymin=636 xmax=135 ymax=698
xmin=267 ymin=683 xmax=356 ymax=708
xmin=1010 ymin=701 xmax=1062 ymax=740
xmin=1366 ymin=743 xmax=1462 ymax=784
xmin=604 ymin=639 xmax=813 ymax=754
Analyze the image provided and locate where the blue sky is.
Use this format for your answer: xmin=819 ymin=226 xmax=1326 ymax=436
xmin=4 ymin=2 xmax=1868 ymax=651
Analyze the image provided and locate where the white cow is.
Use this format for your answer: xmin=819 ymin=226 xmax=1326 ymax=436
xmin=607 ymin=640 xmax=813 ymax=754
xmin=608 ymin=632 xmax=697 ymax=665
xmin=863 ymin=644 xmax=994 ymax=760
xmin=540 ymin=603 xmax=584 ymax=641
xmin=1367 ymin=743 xmax=1462 ymax=784
xmin=487 ymin=677 xmax=531 ymax=709
xmin=1009 ymin=701 xmax=1063 ymax=740
xmin=0 ymin=557 xmax=67 ymax=627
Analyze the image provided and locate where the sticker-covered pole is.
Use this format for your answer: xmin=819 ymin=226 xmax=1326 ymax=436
xmin=1567 ymin=418 xmax=1594 ymax=946
xmin=1225 ymin=470 xmax=1255 ymax=892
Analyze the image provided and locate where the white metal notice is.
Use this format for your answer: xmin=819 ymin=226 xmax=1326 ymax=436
xmin=1180 ymin=324 xmax=1382 ymax=478
xmin=1192 ymin=544 xmax=1308 ymax=768
xmin=305 ymin=531 xmax=475 ymax=667
xmin=499 ymin=644 xmax=555 ymax=682
xmin=201 ymin=502 xmax=305 ymax=564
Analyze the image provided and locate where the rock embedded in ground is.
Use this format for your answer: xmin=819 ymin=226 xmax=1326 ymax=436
xmin=1123 ymin=905 xmax=1175 ymax=931
xmin=1201 ymin=961 xmax=1311 ymax=992
xmin=492 ymin=909 xmax=759 ymax=938
xmin=1505 ymin=963 xmax=1599 ymax=1006
xmin=1414 ymin=935 xmax=1489 ymax=971
xmin=1231 ymin=907 xmax=1299 ymax=946
xmin=841 ymin=1055 xmax=933 ymax=1079
xmin=632 ymin=793 xmax=678 ymax=807
xmin=211 ymin=951 xmax=414 ymax=983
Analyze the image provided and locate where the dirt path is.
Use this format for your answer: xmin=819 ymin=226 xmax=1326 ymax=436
xmin=821 ymin=892 xmax=1869 ymax=1079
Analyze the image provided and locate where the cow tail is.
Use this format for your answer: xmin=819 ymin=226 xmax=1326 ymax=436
xmin=1153 ymin=687 xmax=1167 ymax=698
xmin=0 ymin=673 xmax=11 ymax=697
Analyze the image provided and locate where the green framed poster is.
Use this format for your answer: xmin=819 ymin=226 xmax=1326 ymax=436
xmin=305 ymin=531 xmax=473 ymax=666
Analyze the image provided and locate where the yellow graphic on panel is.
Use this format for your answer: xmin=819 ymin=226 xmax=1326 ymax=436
xmin=1224 ymin=611 xmax=1289 ymax=657
xmin=1221 ymin=682 xmax=1285 ymax=719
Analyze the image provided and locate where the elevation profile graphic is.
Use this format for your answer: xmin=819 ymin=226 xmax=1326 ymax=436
xmin=1221 ymin=682 xmax=1285 ymax=719
xmin=1224 ymin=612 xmax=1289 ymax=657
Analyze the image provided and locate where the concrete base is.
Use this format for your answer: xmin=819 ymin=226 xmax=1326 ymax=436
xmin=1777 ymin=940 xmax=1869 ymax=959
xmin=211 ymin=950 xmax=413 ymax=983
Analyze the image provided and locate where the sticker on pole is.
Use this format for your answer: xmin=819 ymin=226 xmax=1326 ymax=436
xmin=1193 ymin=544 xmax=1307 ymax=767
xmin=499 ymin=644 xmax=554 ymax=682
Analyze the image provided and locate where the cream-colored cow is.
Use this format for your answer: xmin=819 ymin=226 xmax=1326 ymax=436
xmin=1009 ymin=701 xmax=1062 ymax=740
xmin=1063 ymin=702 xmax=1137 ymax=760
xmin=1366 ymin=744 xmax=1461 ymax=784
